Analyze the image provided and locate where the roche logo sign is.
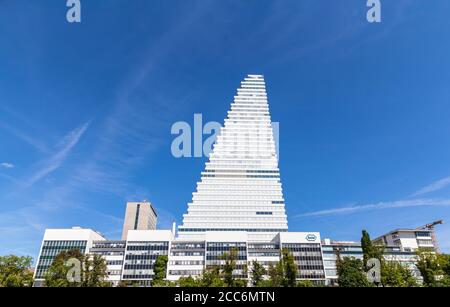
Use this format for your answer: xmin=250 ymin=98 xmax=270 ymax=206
xmin=305 ymin=234 xmax=317 ymax=242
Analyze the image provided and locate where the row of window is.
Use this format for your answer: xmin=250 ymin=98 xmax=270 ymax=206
xmin=207 ymin=242 xmax=247 ymax=248
xmin=126 ymin=245 xmax=169 ymax=251
xmin=169 ymin=260 xmax=204 ymax=266
xmin=171 ymin=252 xmax=204 ymax=257
xmin=256 ymin=211 xmax=273 ymax=215
xmin=295 ymin=262 xmax=324 ymax=268
xmin=124 ymin=260 xmax=155 ymax=265
xmin=283 ymin=243 xmax=321 ymax=250
xmin=206 ymin=248 xmax=247 ymax=253
xmin=190 ymin=202 xmax=286 ymax=207
xmin=415 ymin=231 xmax=431 ymax=237
xmin=297 ymin=270 xmax=325 ymax=279
xmin=171 ymin=243 xmax=205 ymax=249
xmin=417 ymin=239 xmax=434 ymax=245
xmin=125 ymin=253 xmax=167 ymax=260
xmin=291 ymin=252 xmax=323 ymax=258
xmin=179 ymin=228 xmax=287 ymax=232
xmin=42 ymin=240 xmax=86 ymax=247
xmin=169 ymin=270 xmax=203 ymax=276
xmin=40 ymin=247 xmax=85 ymax=257
xmin=92 ymin=242 xmax=126 ymax=249
xmin=122 ymin=274 xmax=152 ymax=280
xmin=248 ymin=244 xmax=280 ymax=249
xmin=322 ymin=246 xmax=362 ymax=252
xmin=194 ymin=189 xmax=282 ymax=195
xmin=248 ymin=252 xmax=279 ymax=257
xmin=204 ymin=169 xmax=279 ymax=174
xmin=206 ymin=256 xmax=247 ymax=261
xmin=197 ymin=180 xmax=280 ymax=185
xmin=187 ymin=206 xmax=285 ymax=211
xmin=202 ymin=174 xmax=279 ymax=179
xmin=185 ymin=215 xmax=285 ymax=220
xmin=91 ymin=251 xmax=124 ymax=256
xmin=124 ymin=264 xmax=154 ymax=270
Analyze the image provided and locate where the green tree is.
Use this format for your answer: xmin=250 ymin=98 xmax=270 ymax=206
xmin=267 ymin=262 xmax=283 ymax=287
xmin=44 ymin=249 xmax=110 ymax=287
xmin=416 ymin=249 xmax=441 ymax=287
xmin=118 ymin=280 xmax=133 ymax=287
xmin=200 ymin=266 xmax=225 ymax=287
xmin=0 ymin=255 xmax=34 ymax=287
xmin=361 ymin=230 xmax=383 ymax=267
xmin=381 ymin=261 xmax=417 ymax=287
xmin=178 ymin=275 xmax=202 ymax=287
xmin=280 ymin=249 xmax=297 ymax=287
xmin=222 ymin=248 xmax=237 ymax=287
xmin=84 ymin=254 xmax=110 ymax=287
xmin=250 ymin=260 xmax=266 ymax=287
xmin=336 ymin=257 xmax=372 ymax=287
xmin=416 ymin=249 xmax=450 ymax=287
xmin=152 ymin=255 xmax=169 ymax=286
xmin=45 ymin=249 xmax=85 ymax=287
xmin=438 ymin=254 xmax=450 ymax=286
xmin=296 ymin=280 xmax=315 ymax=287
xmin=221 ymin=248 xmax=247 ymax=287
xmin=440 ymin=254 xmax=450 ymax=276
xmin=265 ymin=249 xmax=298 ymax=287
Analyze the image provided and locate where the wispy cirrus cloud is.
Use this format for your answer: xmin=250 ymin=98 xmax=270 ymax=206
xmin=295 ymin=198 xmax=450 ymax=218
xmin=411 ymin=177 xmax=450 ymax=197
xmin=0 ymin=121 xmax=49 ymax=153
xmin=0 ymin=162 xmax=14 ymax=169
xmin=23 ymin=121 xmax=90 ymax=189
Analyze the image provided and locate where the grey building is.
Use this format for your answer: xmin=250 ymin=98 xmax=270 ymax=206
xmin=121 ymin=201 xmax=157 ymax=240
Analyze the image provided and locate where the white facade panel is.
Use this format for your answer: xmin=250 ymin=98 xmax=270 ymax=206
xmin=178 ymin=75 xmax=288 ymax=239
xmin=126 ymin=230 xmax=174 ymax=242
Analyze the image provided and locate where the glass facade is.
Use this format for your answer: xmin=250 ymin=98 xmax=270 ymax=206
xmin=122 ymin=241 xmax=169 ymax=281
xmin=35 ymin=240 xmax=87 ymax=279
xmin=206 ymin=242 xmax=248 ymax=279
xmin=282 ymin=243 xmax=325 ymax=280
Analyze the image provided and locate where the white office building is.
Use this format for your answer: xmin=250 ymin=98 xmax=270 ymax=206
xmin=373 ymin=220 xmax=442 ymax=252
xmin=33 ymin=227 xmax=106 ymax=287
xmin=321 ymin=239 xmax=423 ymax=286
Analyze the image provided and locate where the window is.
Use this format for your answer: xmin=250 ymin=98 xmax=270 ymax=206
xmin=134 ymin=204 xmax=141 ymax=230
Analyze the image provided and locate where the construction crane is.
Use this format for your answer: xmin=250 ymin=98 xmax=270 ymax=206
xmin=415 ymin=220 xmax=443 ymax=230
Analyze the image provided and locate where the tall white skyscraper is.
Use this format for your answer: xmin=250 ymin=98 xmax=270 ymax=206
xmin=178 ymin=75 xmax=288 ymax=240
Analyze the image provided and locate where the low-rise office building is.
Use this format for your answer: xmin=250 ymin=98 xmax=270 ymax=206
xmin=322 ymin=239 xmax=424 ymax=286
xmin=34 ymin=226 xmax=442 ymax=286
xmin=373 ymin=220 xmax=442 ymax=252
xmin=33 ymin=227 xmax=106 ymax=287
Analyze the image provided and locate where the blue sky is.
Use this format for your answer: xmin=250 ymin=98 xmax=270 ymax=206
xmin=1 ymin=0 xmax=450 ymax=259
